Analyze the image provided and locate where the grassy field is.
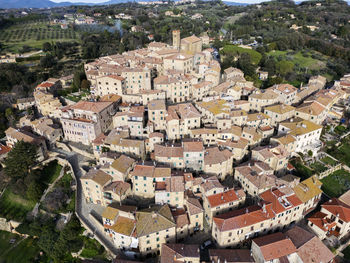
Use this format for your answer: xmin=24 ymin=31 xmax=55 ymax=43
xmin=309 ymin=162 xmax=327 ymax=173
xmin=80 ymin=237 xmax=107 ymax=260
xmin=0 ymin=231 xmax=40 ymax=263
xmin=267 ymin=50 xmax=326 ymax=71
xmin=0 ymin=20 xmax=79 ymax=53
xmin=327 ymin=142 xmax=350 ymax=166
xmin=0 ymin=161 xmax=62 ymax=221
xmin=0 ymin=189 xmax=36 ymax=221
xmin=221 ymin=45 xmax=262 ymax=64
xmin=321 ymin=169 xmax=350 ymax=198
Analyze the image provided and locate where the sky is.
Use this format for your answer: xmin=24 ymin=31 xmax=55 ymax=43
xmin=51 ymin=0 xmax=108 ymax=2
xmin=51 ymin=0 xmax=271 ymax=2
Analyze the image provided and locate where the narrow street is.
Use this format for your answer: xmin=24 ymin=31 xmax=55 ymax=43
xmin=53 ymin=148 xmax=121 ymax=256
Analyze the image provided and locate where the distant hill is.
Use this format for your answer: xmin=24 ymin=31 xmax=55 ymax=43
xmin=0 ymin=0 xmax=130 ymax=9
xmin=223 ymin=1 xmax=249 ymax=5
xmin=0 ymin=0 xmax=250 ymax=9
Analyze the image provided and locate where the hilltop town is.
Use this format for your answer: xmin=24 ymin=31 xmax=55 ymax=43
xmin=1 ymin=26 xmax=350 ymax=263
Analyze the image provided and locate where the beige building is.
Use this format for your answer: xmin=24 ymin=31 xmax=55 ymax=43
xmin=113 ymin=106 xmax=146 ymax=138
xmin=16 ymin=97 xmax=35 ymax=110
xmin=93 ymin=129 xmax=146 ymax=159
xmin=102 ymin=204 xmax=138 ymax=249
xmin=155 ymin=174 xmax=185 ymax=207
xmin=163 ymin=53 xmax=194 ymax=74
xmin=20 ymin=116 xmax=62 ymax=146
xmin=278 ymin=117 xmax=323 ymax=154
xmin=131 ymin=164 xmax=171 ymax=198
xmin=154 ymin=144 xmax=184 ymax=169
xmin=60 ymin=101 xmax=114 ymax=145
xmin=185 ymin=196 xmax=204 ymax=234
xmin=246 ymin=113 xmax=271 ymax=128
xmin=81 ymin=168 xmax=113 ymax=205
xmin=136 ymin=205 xmax=176 ymax=255
xmin=224 ymin=67 xmax=244 ymax=81
xmin=308 ymin=198 xmax=350 ymax=240
xmin=34 ymin=90 xmax=62 ymax=118
xmin=212 ymin=187 xmax=303 ymax=247
xmin=96 ymin=75 xmax=125 ymax=96
xmin=251 ymin=232 xmax=301 ymax=263
xmin=248 ymin=90 xmax=279 ymax=112
xmin=251 ymin=144 xmax=289 ymax=174
xmin=100 ymin=154 xmax=136 ymax=181
xmin=121 ymin=68 xmax=151 ymax=94
xmin=234 ymin=161 xmax=278 ymax=196
xmin=166 ymin=103 xmax=201 ymax=140
xmin=161 ymin=243 xmax=200 ymax=263
xmin=148 ymin=100 xmax=166 ymax=130
xmin=180 ymin=35 xmax=202 ymax=55
xmin=264 ymin=104 xmax=295 ymax=126
xmin=203 ymin=189 xmax=246 ymax=226
xmin=154 ymin=74 xmax=193 ymax=103
xmin=293 ymin=175 xmax=323 ymax=216
xmin=268 ymin=84 xmax=298 ymax=105
xmin=183 ymin=141 xmax=204 ymax=171
xmin=203 ymin=147 xmax=234 ymax=180
xmin=295 ymin=101 xmax=326 ymax=124
xmin=103 ymin=181 xmax=132 ymax=206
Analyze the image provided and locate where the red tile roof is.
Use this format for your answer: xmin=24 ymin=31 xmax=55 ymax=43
xmin=207 ymin=189 xmax=240 ymax=208
xmin=322 ymin=198 xmax=350 ymax=223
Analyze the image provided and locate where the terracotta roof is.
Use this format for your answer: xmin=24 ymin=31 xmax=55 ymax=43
xmin=161 ymin=244 xmax=199 ymax=263
xmin=209 ymin=249 xmax=254 ymax=263
xmin=204 ymin=147 xmax=233 ymax=165
xmin=339 ymin=190 xmax=350 ymax=206
xmin=111 ymin=155 xmax=135 ymax=174
xmin=181 ymin=35 xmax=201 ymax=43
xmin=322 ymin=198 xmax=350 ymax=222
xmin=259 ymin=187 xmax=303 ymax=214
xmin=213 ymin=204 xmax=274 ymax=232
xmin=171 ymin=208 xmax=189 ymax=228
xmin=148 ymin=99 xmax=166 ymax=111
xmin=183 ymin=141 xmax=204 ymax=152
xmin=253 ymin=232 xmax=297 ymax=261
xmin=308 ymin=211 xmax=338 ymax=235
xmin=65 ymin=100 xmax=113 ymax=114
xmin=136 ymin=205 xmax=175 ymax=236
xmin=154 ymin=144 xmax=184 ymax=158
xmin=103 ymin=181 xmax=131 ymax=196
xmin=82 ymin=168 xmax=112 ymax=186
xmin=185 ymin=197 xmax=203 ymax=215
xmin=207 ymin=189 xmax=243 ymax=208
xmin=296 ymin=236 xmax=334 ymax=263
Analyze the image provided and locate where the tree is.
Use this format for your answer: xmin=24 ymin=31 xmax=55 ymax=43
xmin=276 ymin=60 xmax=294 ymax=76
xmin=4 ymin=141 xmax=38 ymax=180
xmin=80 ymin=79 xmax=90 ymax=91
xmin=40 ymin=54 xmax=56 ymax=68
xmin=26 ymin=181 xmax=42 ymax=201
xmin=43 ymin=42 xmax=52 ymax=52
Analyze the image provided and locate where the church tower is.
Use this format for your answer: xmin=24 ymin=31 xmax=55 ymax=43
xmin=172 ymin=29 xmax=180 ymax=50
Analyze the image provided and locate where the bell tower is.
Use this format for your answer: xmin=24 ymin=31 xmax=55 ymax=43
xmin=172 ymin=29 xmax=180 ymax=50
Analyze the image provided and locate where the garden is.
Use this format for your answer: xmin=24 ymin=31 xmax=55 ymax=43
xmin=0 ymin=230 xmax=41 ymax=263
xmin=321 ymin=169 xmax=350 ymax=198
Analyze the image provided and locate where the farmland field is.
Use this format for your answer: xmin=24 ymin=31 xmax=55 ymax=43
xmin=0 ymin=20 xmax=80 ymax=53
xmin=266 ymin=50 xmax=326 ymax=71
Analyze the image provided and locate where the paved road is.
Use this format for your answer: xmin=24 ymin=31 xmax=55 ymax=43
xmin=53 ymin=148 xmax=120 ymax=257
